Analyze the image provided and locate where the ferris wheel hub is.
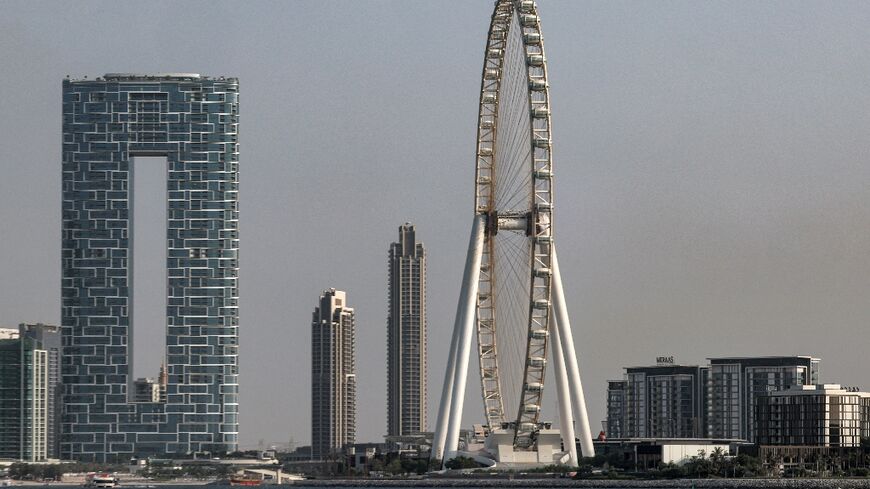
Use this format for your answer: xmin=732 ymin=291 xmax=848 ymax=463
xmin=489 ymin=210 xmax=530 ymax=234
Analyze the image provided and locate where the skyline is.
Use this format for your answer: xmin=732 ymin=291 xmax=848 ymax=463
xmin=2 ymin=1 xmax=870 ymax=449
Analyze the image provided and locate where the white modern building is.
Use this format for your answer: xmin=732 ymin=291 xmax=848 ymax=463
xmin=756 ymin=384 xmax=870 ymax=447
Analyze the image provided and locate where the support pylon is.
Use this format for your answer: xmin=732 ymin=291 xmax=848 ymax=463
xmin=431 ymin=233 xmax=593 ymax=467
xmin=551 ymin=247 xmax=594 ymax=457
xmin=551 ymin=316 xmax=578 ymax=466
xmin=431 ymin=214 xmax=486 ymax=464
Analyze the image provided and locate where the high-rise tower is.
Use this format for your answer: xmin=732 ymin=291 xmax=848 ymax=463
xmin=61 ymin=74 xmax=239 ymax=461
xmin=18 ymin=324 xmax=62 ymax=459
xmin=311 ymin=289 xmax=356 ymax=459
xmin=0 ymin=327 xmax=51 ymax=462
xmin=387 ymin=224 xmax=427 ymax=437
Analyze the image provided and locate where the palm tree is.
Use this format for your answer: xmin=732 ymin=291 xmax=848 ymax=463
xmin=710 ymin=447 xmax=726 ymax=477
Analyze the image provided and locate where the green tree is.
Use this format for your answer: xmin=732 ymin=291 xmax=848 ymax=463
xmin=8 ymin=463 xmax=29 ymax=480
xmin=42 ymin=465 xmax=63 ymax=481
xmin=709 ymin=446 xmax=727 ymax=476
xmin=731 ymin=453 xmax=762 ymax=477
xmin=656 ymin=462 xmax=687 ymax=479
xmin=684 ymin=450 xmax=714 ymax=478
xmin=444 ymin=456 xmax=480 ymax=470
xmin=385 ymin=458 xmax=403 ymax=474
xmin=367 ymin=457 xmax=385 ymax=473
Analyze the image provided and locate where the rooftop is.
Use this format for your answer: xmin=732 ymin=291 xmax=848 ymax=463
xmin=707 ymin=355 xmax=820 ymax=361
xmin=597 ymin=437 xmax=749 ymax=445
xmin=625 ymin=364 xmax=703 ymax=372
xmin=769 ymin=384 xmax=869 ymax=396
xmin=66 ymin=73 xmax=236 ymax=82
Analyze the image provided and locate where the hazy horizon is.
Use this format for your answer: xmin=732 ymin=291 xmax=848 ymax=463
xmin=2 ymin=1 xmax=870 ymax=449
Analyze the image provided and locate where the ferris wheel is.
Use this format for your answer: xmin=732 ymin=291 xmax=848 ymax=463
xmin=432 ymin=0 xmax=594 ymax=467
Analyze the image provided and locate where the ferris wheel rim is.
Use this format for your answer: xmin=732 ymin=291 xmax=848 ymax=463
xmin=473 ymin=0 xmax=555 ymax=448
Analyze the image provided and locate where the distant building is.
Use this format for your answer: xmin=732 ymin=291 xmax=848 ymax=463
xmin=707 ymin=356 xmax=819 ymax=442
xmin=606 ymin=380 xmax=627 ymax=439
xmin=0 ymin=329 xmax=18 ymax=340
xmin=0 ymin=328 xmax=50 ymax=461
xmin=131 ymin=363 xmax=168 ymax=404
xmin=756 ymin=384 xmax=870 ymax=447
xmin=311 ymin=289 xmax=356 ymax=459
xmin=387 ymin=223 xmax=427 ymax=437
xmin=619 ymin=363 xmax=707 ymax=438
xmin=158 ymin=362 xmax=168 ymax=403
xmin=132 ymin=378 xmax=161 ymax=403
xmin=18 ymin=323 xmax=62 ymax=459
xmin=593 ymin=438 xmax=744 ymax=469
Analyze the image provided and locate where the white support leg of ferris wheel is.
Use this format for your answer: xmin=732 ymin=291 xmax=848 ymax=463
xmin=551 ymin=317 xmax=579 ymax=466
xmin=431 ymin=285 xmax=462 ymax=463
xmin=551 ymin=247 xmax=595 ymax=458
xmin=433 ymin=214 xmax=486 ymax=465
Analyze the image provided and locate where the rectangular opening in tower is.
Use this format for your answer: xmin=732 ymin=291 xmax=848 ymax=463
xmin=130 ymin=156 xmax=167 ymax=391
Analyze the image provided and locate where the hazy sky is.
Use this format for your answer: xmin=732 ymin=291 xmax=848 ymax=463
xmin=2 ymin=1 xmax=870 ymax=449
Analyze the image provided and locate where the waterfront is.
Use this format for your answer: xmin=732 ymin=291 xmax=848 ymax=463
xmin=294 ymin=480 xmax=870 ymax=488
xmin=10 ymin=481 xmax=870 ymax=489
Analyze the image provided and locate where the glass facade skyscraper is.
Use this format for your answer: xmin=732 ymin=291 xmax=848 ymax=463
xmin=0 ymin=329 xmax=49 ymax=462
xmin=61 ymin=74 xmax=239 ymax=461
xmin=18 ymin=324 xmax=62 ymax=459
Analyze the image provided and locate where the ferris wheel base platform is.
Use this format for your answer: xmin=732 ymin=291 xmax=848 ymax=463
xmin=481 ymin=428 xmax=571 ymax=467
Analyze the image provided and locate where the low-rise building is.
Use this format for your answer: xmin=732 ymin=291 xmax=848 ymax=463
xmin=593 ymin=438 xmax=746 ymax=469
xmin=607 ymin=355 xmax=822 ymax=443
xmin=755 ymin=384 xmax=870 ymax=447
xmin=618 ymin=363 xmax=707 ymax=438
xmin=708 ymin=356 xmax=819 ymax=442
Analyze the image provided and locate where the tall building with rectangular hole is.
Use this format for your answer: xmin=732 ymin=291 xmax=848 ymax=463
xmin=386 ymin=223 xmax=427 ymax=437
xmin=61 ymin=74 xmax=239 ymax=461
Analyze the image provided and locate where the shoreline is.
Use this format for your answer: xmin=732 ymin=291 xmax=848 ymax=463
xmin=291 ymin=478 xmax=870 ymax=488
xmin=9 ymin=478 xmax=870 ymax=488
